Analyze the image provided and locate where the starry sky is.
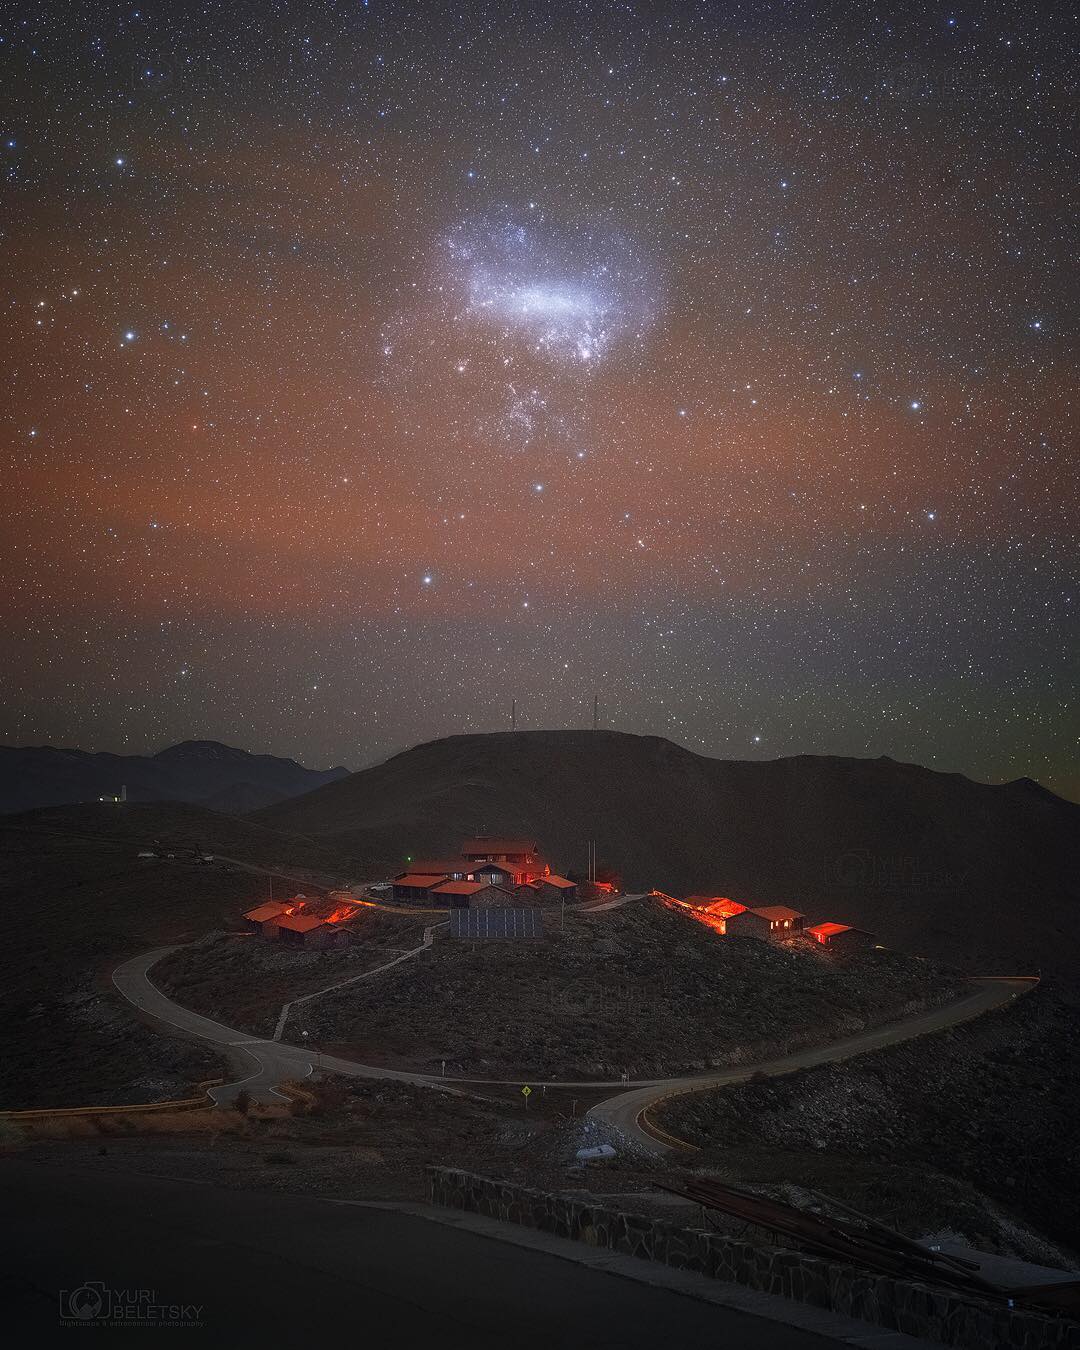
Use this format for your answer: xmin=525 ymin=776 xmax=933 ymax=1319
xmin=2 ymin=1 xmax=1077 ymax=798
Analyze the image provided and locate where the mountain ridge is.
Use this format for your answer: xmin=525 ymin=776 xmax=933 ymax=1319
xmin=254 ymin=729 xmax=1079 ymax=974
xmin=0 ymin=740 xmax=348 ymax=816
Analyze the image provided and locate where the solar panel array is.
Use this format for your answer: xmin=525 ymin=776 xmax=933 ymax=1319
xmin=449 ymin=907 xmax=544 ymax=940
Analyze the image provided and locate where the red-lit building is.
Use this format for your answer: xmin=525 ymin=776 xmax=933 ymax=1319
xmin=530 ymin=874 xmax=579 ymax=904
xmin=459 ymin=837 xmax=550 ymax=885
xmin=431 ymin=879 xmax=516 ymax=908
xmin=269 ymin=912 xmax=349 ymax=949
xmin=726 ymin=904 xmax=806 ymax=941
xmin=806 ymin=922 xmax=875 ymax=952
xmin=392 ymin=873 xmax=453 ymax=903
xmin=391 ymin=837 xmax=555 ymax=901
xmin=243 ymin=900 xmax=294 ymax=931
xmin=470 ymin=861 xmax=516 ymax=888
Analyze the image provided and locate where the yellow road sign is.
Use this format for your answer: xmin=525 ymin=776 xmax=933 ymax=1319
xmin=521 ymin=1085 xmax=532 ymax=1097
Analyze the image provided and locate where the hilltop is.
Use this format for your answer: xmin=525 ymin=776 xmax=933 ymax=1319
xmin=0 ymin=739 xmax=348 ymax=815
xmin=255 ymin=730 xmax=1080 ymax=975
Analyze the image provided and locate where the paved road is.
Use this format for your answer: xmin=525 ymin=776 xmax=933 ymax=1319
xmin=578 ymin=890 xmax=648 ymax=912
xmin=3 ymin=1159 xmax=838 ymax=1346
xmin=113 ymin=947 xmax=442 ymax=1104
xmin=114 ymin=947 xmax=1034 ymax=1120
xmin=589 ymin=977 xmax=1036 ymax=1153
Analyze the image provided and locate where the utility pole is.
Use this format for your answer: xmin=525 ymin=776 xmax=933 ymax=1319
xmin=593 ymin=694 xmax=599 ymax=730
xmin=511 ymin=698 xmax=516 ymax=731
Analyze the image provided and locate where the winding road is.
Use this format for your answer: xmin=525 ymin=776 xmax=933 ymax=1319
xmin=588 ymin=976 xmax=1036 ymax=1152
xmin=113 ymin=945 xmax=1034 ymax=1138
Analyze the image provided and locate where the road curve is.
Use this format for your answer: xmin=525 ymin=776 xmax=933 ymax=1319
xmin=587 ymin=976 xmax=1037 ymax=1155
xmin=115 ymin=944 xmax=1035 ymax=1122
xmin=113 ymin=946 xmax=461 ymax=1104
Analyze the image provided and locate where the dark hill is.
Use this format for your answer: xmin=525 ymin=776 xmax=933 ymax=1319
xmin=0 ymin=800 xmax=358 ymax=1109
xmin=0 ymin=739 xmax=348 ymax=815
xmin=255 ymin=730 xmax=1080 ymax=975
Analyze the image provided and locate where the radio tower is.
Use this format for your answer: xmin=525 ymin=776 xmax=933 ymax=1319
xmin=511 ymin=698 xmax=517 ymax=731
xmin=593 ymin=694 xmax=599 ymax=730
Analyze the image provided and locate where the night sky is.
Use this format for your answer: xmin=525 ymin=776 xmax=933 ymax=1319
xmin=3 ymin=2 xmax=1077 ymax=798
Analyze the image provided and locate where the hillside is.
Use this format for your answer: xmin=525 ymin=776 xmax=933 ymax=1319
xmin=256 ymin=730 xmax=1080 ymax=975
xmin=0 ymin=739 xmax=348 ymax=815
xmin=0 ymin=802 xmax=355 ymax=1109
xmin=658 ymin=990 xmax=1080 ymax=1249
xmin=299 ymin=900 xmax=962 ymax=1078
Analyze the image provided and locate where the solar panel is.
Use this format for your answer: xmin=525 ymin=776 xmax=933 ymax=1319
xmin=449 ymin=907 xmax=543 ymax=939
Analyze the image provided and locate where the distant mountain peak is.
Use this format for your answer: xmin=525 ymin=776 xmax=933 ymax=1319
xmin=0 ymin=739 xmax=349 ymax=815
xmin=153 ymin=740 xmax=245 ymax=762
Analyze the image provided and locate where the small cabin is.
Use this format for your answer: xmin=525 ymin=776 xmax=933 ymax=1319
xmin=726 ymin=905 xmax=806 ymax=941
xmin=392 ymin=873 xmax=450 ymax=904
xmin=267 ymin=913 xmax=348 ymax=949
xmin=243 ymin=900 xmax=296 ymax=933
xmin=532 ymin=875 xmax=578 ymax=904
xmin=431 ymin=880 xmax=487 ymax=908
xmin=806 ymin=922 xmax=875 ymax=952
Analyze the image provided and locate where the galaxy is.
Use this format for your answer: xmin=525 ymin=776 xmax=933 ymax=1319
xmin=1 ymin=1 xmax=1076 ymax=797
xmin=445 ymin=212 xmax=659 ymax=367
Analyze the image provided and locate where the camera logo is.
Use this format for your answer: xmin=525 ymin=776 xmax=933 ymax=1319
xmin=60 ymin=1282 xmax=105 ymax=1321
xmin=59 ymin=1282 xmax=202 ymax=1328
xmin=827 ymin=850 xmax=874 ymax=887
xmin=824 ymin=849 xmax=967 ymax=892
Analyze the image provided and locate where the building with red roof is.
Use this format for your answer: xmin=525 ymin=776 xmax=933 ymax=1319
xmin=392 ymin=873 xmax=451 ymax=903
xmin=806 ymin=921 xmax=876 ymax=952
xmin=726 ymin=904 xmax=806 ymax=941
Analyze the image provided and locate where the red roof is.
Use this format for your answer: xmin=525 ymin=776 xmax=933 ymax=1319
xmin=394 ymin=873 xmax=449 ymax=889
xmin=695 ymin=897 xmax=747 ymax=919
xmin=540 ymin=874 xmax=576 ymax=889
xmin=432 ymin=880 xmax=487 ymax=896
xmin=244 ymin=901 xmax=291 ymax=923
xmin=747 ymin=905 xmax=805 ymax=921
xmin=807 ymin=922 xmax=852 ymax=938
xmin=274 ymin=913 xmax=326 ymax=933
xmin=401 ymin=858 xmax=470 ymax=876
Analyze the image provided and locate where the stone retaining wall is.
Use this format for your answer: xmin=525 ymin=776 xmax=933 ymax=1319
xmin=428 ymin=1168 xmax=1079 ymax=1350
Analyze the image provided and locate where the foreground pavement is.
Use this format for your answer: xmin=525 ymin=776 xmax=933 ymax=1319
xmin=3 ymin=1159 xmax=843 ymax=1346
